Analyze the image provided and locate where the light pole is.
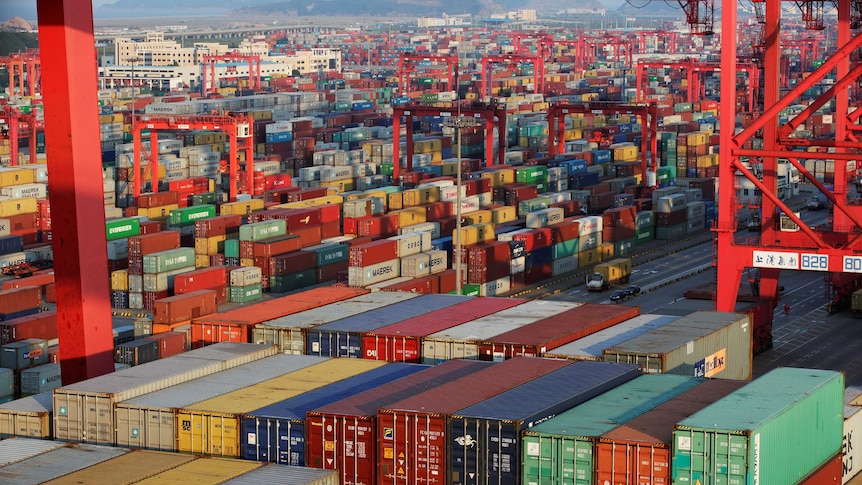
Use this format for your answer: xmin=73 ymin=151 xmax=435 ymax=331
xmin=445 ymin=114 xmax=478 ymax=295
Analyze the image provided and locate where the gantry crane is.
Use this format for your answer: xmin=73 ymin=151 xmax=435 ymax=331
xmin=636 ymin=30 xmax=679 ymax=55
xmin=578 ymin=34 xmax=633 ymax=70
xmin=201 ymin=52 xmax=262 ymax=98
xmin=0 ymin=105 xmax=40 ymax=166
xmin=1 ymin=49 xmax=41 ymax=97
xmin=479 ymin=53 xmax=544 ymax=98
xmin=396 ymin=54 xmax=459 ymax=97
xmin=131 ymin=114 xmax=253 ymax=201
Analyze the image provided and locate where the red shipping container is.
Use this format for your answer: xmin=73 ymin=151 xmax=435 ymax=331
xmin=12 ymin=228 xmax=40 ymax=245
xmin=422 ymin=201 xmax=453 ymax=221
xmin=139 ymin=221 xmax=162 ymax=235
xmin=363 ymin=297 xmax=525 ymax=363
xmin=128 ymin=231 xmax=181 ymax=257
xmin=145 ymin=331 xmax=188 ymax=358
xmin=316 ymin=260 xmax=348 ymax=283
xmin=173 ymin=266 xmax=228 ymax=294
xmin=194 ymin=215 xmax=243 ymax=238
xmin=512 ymin=228 xmax=552 ymax=252
xmin=142 ymin=291 xmax=169 ymax=311
xmin=168 ymin=178 xmax=196 ymax=193
xmin=357 ymin=214 xmax=399 ymax=238
xmin=550 ymin=200 xmax=580 ymax=218
xmin=603 ymin=225 xmax=637 ymax=242
xmin=306 ymin=360 xmax=490 ymax=485
xmin=594 ymin=379 xmax=748 ymax=485
xmin=478 ymin=303 xmax=639 ymax=360
xmin=589 ymin=191 xmax=617 ymax=213
xmin=603 ymin=206 xmax=637 ymax=228
xmin=0 ymin=286 xmax=41 ymax=315
xmin=551 ymin=218 xmax=580 ymax=243
xmin=318 ymin=204 xmax=341 ymax=224
xmin=343 ymin=215 xmax=371 ymax=235
xmin=524 ymin=262 xmax=553 ymax=285
xmin=380 ymin=275 xmax=438 ymax=294
xmin=136 ymin=191 xmax=178 ymax=208
xmin=252 ymin=235 xmax=302 ymax=258
xmin=588 ymin=182 xmax=612 ymax=195
xmin=44 ymin=283 xmax=55 ymax=303
xmin=263 ymin=186 xmax=302 ymax=204
xmin=799 ymin=453 xmax=841 ymax=484
xmin=210 ymin=254 xmax=226 ymax=267
xmin=288 ymin=187 xmax=330 ymax=202
xmin=270 ymin=250 xmax=317 ymax=276
xmin=320 ymin=220 xmax=341 ymax=240
xmin=436 ymin=269 xmax=460 ymax=294
xmin=349 ymin=239 xmax=398 ymax=267
xmin=252 ymin=207 xmax=321 ymax=230
xmin=1 ymin=273 xmax=54 ymax=291
xmin=467 ymin=242 xmax=511 ymax=284
xmin=289 ymin=225 xmax=322 ymax=248
xmin=0 ymin=311 xmax=58 ymax=346
xmin=48 ymin=345 xmax=59 ymax=363
xmin=264 ymin=173 xmax=291 ymax=191
xmin=378 ymin=357 xmax=572 ymax=485
xmin=212 ymin=285 xmax=228 ymax=305
xmin=655 ymin=210 xmax=687 ymax=227
xmin=152 ymin=289 xmax=218 ymax=325
xmin=190 ymin=286 xmax=368 ymax=348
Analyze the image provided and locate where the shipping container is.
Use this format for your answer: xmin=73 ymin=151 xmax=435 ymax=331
xmin=363 ymin=297 xmax=527 ymax=362
xmin=242 ymin=363 xmax=427 ymax=465
xmin=602 ymin=311 xmax=753 ymax=379
xmin=0 ymin=443 xmax=129 ymax=483
xmin=41 ymin=449 xmax=198 ymax=484
xmin=115 ymin=339 xmax=160 ymax=367
xmin=153 ymin=289 xmax=217 ymax=325
xmin=0 ymin=436 xmax=65 ymax=466
xmin=306 ymin=294 xmax=469 ymax=358
xmin=377 ymin=357 xmax=573 ymax=485
xmin=20 ymin=363 xmax=62 ymax=396
xmin=144 ymin=331 xmax=187 ymax=359
xmin=449 ymin=361 xmax=641 ymax=485
xmin=542 ymin=314 xmax=680 ymax=361
xmin=218 ymin=463 xmax=339 ymax=485
xmin=53 ymin=342 xmax=276 ymax=444
xmin=307 ymin=360 xmax=491 ymax=485
xmin=479 ymin=303 xmax=639 ymax=361
xmin=115 ymin=354 xmax=326 ymax=450
xmin=521 ymin=374 xmax=703 ymax=485
xmin=422 ymin=301 xmax=582 ymax=364
xmin=176 ymin=359 xmax=386 ymax=457
xmin=128 ymin=455 xmax=263 ymax=484
xmin=673 ymin=368 xmax=844 ymax=485
xmin=0 ymin=391 xmax=52 ymax=439
xmin=844 ymin=386 xmax=862 ymax=484
xmin=595 ymin=379 xmax=749 ymax=485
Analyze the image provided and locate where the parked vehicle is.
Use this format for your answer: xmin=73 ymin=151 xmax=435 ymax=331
xmin=587 ymin=258 xmax=631 ymax=291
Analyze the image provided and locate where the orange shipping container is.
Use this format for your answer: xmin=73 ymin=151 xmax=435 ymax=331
xmin=0 ymin=286 xmax=41 ymax=314
xmin=152 ymin=289 xmax=218 ymax=325
xmin=1 ymin=272 xmax=54 ymax=291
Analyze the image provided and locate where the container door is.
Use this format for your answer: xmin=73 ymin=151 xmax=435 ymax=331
xmin=449 ymin=417 xmax=482 ymax=485
xmin=488 ymin=422 xmax=519 ymax=485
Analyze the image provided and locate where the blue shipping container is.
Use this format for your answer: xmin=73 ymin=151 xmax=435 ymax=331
xmin=265 ymin=131 xmax=293 ymax=144
xmin=305 ymin=294 xmax=470 ymax=358
xmin=525 ymin=246 xmax=553 ymax=267
xmin=0 ymin=235 xmax=24 ymax=256
xmin=592 ymin=149 xmax=612 ymax=164
xmin=241 ymin=363 xmax=427 ymax=465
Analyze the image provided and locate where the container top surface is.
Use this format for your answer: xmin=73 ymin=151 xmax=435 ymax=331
xmin=56 ymin=343 xmax=275 ymax=394
xmin=369 ymin=297 xmax=527 ymax=337
xmin=42 ymin=450 xmax=197 ymax=484
xmin=0 ymin=391 xmax=52 ymax=413
xmin=247 ymin=363 xmax=427 ymax=419
xmin=311 ymin=360 xmax=492 ymax=417
xmin=484 ymin=303 xmax=639 ymax=345
xmin=677 ymin=368 xmax=843 ymax=431
xmin=126 ymin=456 xmax=262 ymax=484
xmin=218 ymin=464 xmax=338 ymax=484
xmin=603 ymin=311 xmax=748 ymax=354
xmin=198 ymin=287 xmax=369 ymax=324
xmin=312 ymin=294 xmax=471 ymax=332
xmin=544 ymin=314 xmax=680 ymax=359
xmin=0 ymin=444 xmax=129 ymax=484
xmin=255 ymin=292 xmax=420 ymax=328
xmin=846 ymin=385 xmax=862 ymax=418
xmin=527 ymin=374 xmax=703 ymax=438
xmin=120 ymin=354 xmax=328 ymax=408
xmin=0 ymin=437 xmax=65 ymax=467
xmin=425 ymin=300 xmax=581 ymax=341
xmin=453 ymin=361 xmax=641 ymax=421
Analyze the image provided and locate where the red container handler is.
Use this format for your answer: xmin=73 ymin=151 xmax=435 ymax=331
xmin=362 ymin=297 xmax=527 ymax=363
xmin=377 ymin=357 xmax=572 ymax=485
xmin=0 ymin=311 xmax=57 ymax=346
xmin=152 ymin=289 xmax=218 ymax=325
xmin=189 ymin=286 xmax=369 ymax=348
xmin=173 ymin=266 xmax=228 ymax=294
xmin=306 ymin=360 xmax=492 ymax=485
xmin=349 ymin=239 xmax=398 ymax=267
xmin=0 ymin=286 xmax=41 ymax=314
xmin=478 ymin=303 xmax=641 ymax=361
xmin=193 ymin=214 xmax=243 ymax=238
xmin=127 ymin=231 xmax=181 ymax=257
xmin=594 ymin=379 xmax=749 ymax=485
xmin=144 ymin=331 xmax=188 ymax=358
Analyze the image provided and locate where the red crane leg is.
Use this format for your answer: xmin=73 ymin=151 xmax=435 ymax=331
xmin=36 ymin=0 xmax=114 ymax=383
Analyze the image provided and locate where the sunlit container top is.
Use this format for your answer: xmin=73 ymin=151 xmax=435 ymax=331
xmin=0 ymin=390 xmax=52 ymax=414
xmin=0 ymin=444 xmax=129 ymax=484
xmin=312 ymin=294 xmax=470 ymax=332
xmin=255 ymin=292 xmax=420 ymax=329
xmin=603 ymin=311 xmax=747 ymax=355
xmin=130 ymin=456 xmax=262 ymax=484
xmin=425 ymin=300 xmax=581 ymax=341
xmin=218 ymin=463 xmax=338 ymax=485
xmin=0 ymin=437 xmax=65 ymax=467
xmin=543 ymin=314 xmax=680 ymax=360
xmin=41 ymin=450 xmax=197 ymax=484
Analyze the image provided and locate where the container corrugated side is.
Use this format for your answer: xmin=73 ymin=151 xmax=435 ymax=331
xmin=449 ymin=361 xmax=641 ymax=485
xmin=0 ymin=391 xmax=52 ymax=439
xmin=378 ymin=357 xmax=573 ymax=485
xmin=0 ymin=436 xmax=64 ymax=466
xmin=363 ymin=297 xmax=528 ymax=362
xmin=0 ymin=443 xmax=129 ymax=484
xmin=421 ymin=300 xmax=582 ymax=364
xmin=242 ymin=363 xmax=427 ymax=466
xmin=129 ymin=456 xmax=263 ymax=484
xmin=844 ymin=386 xmax=862 ymax=484
xmin=542 ymin=314 xmax=680 ymax=361
xmin=673 ymin=368 xmax=844 ymax=485
xmin=219 ymin=463 xmax=339 ymax=485
xmin=306 ymin=294 xmax=471 ymax=358
xmin=602 ymin=311 xmax=753 ymax=379
xmin=252 ymin=292 xmax=421 ymax=354
xmin=307 ymin=360 xmax=493 ymax=485
xmin=522 ymin=374 xmax=703 ymax=485
xmin=115 ymin=354 xmax=327 ymax=450
xmin=41 ymin=449 xmax=197 ymax=484
xmin=53 ymin=342 xmax=276 ymax=444
xmin=595 ymin=379 xmax=748 ymax=485
xmin=176 ymin=359 xmax=386 ymax=457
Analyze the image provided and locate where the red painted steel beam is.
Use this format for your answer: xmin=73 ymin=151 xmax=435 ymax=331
xmin=36 ymin=0 xmax=114 ymax=383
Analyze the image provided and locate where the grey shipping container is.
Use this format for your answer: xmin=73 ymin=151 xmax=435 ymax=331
xmin=542 ymin=314 xmax=680 ymax=361
xmin=115 ymin=354 xmax=327 ymax=450
xmin=0 ymin=443 xmax=129 ymax=484
xmin=0 ymin=436 xmax=65 ymax=466
xmin=20 ymin=363 xmax=62 ymax=396
xmin=602 ymin=311 xmax=753 ymax=379
xmin=0 ymin=367 xmax=12 ymax=399
xmin=448 ymin=361 xmax=641 ymax=485
xmin=1 ymin=338 xmax=48 ymax=371
xmin=54 ymin=342 xmax=276 ymax=444
xmin=0 ymin=391 xmax=53 ymax=439
xmin=115 ymin=339 xmax=160 ymax=366
xmin=673 ymin=368 xmax=844 ymax=485
xmin=218 ymin=463 xmax=339 ymax=485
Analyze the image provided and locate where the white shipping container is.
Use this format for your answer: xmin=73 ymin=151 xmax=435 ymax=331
xmin=579 ymin=233 xmax=602 ymax=251
xmin=157 ymin=139 xmax=183 ymax=154
xmin=479 ymin=276 xmax=512 ymax=297
xmin=510 ymin=256 xmax=526 ymax=275
xmin=399 ymin=221 xmax=441 ymax=240
xmin=0 ymin=251 xmax=28 ymax=269
xmin=844 ymin=386 xmax=862 ymax=484
xmin=440 ymin=185 xmax=467 ymax=201
xmin=0 ymin=183 xmax=46 ymax=199
xmin=178 ymin=145 xmax=211 ymax=158
xmin=142 ymin=267 xmax=196 ymax=293
xmin=103 ymin=179 xmax=116 ymax=193
xmin=656 ymin=193 xmax=688 ymax=213
xmin=165 ymin=168 xmax=190 ymax=180
xmin=526 ymin=207 xmax=565 ymax=228
xmin=577 ymin=215 xmax=603 ymax=235
xmin=544 ymin=314 xmax=680 ymax=361
xmin=348 ymin=259 xmax=401 ymax=287
xmin=401 ymin=253 xmax=431 ymax=278
xmin=129 ymin=292 xmax=143 ymax=309
xmin=128 ymin=274 xmax=143 ymax=294
xmin=459 ymin=195 xmax=481 ymax=214
xmin=31 ymin=164 xmax=48 ymax=184
xmin=253 ymin=160 xmax=281 ymax=176
xmin=20 ymin=363 xmax=62 ymax=396
xmin=476 ymin=192 xmax=493 ymax=207
xmin=104 ymin=192 xmax=116 ymax=207
xmin=427 ymin=249 xmax=448 ymax=274
xmin=552 ymin=254 xmax=579 ymax=276
xmin=320 ymin=166 xmax=354 ymax=183
xmin=388 ymin=232 xmax=431 ymax=258
xmin=164 ymin=158 xmax=188 ymax=171
xmin=230 ymin=266 xmax=263 ymax=287
xmin=107 ymin=239 xmax=129 ymax=260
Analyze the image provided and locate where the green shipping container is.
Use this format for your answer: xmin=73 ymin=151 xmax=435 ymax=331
xmin=552 ymin=239 xmax=579 ymax=259
xmin=306 ymin=244 xmax=349 ymax=267
xmin=673 ymin=368 xmax=844 ymax=485
xmin=448 ymin=284 xmax=480 ymax=296
xmin=106 ymin=218 xmax=141 ymax=241
xmin=613 ymin=237 xmax=636 ymax=256
xmin=142 ymin=247 xmax=196 ymax=274
xmin=636 ymin=226 xmax=655 ymax=244
xmin=191 ymin=192 xmax=218 ymax=206
xmin=518 ymin=197 xmax=551 ymax=217
xmin=656 ymin=223 xmax=685 ymax=240
xmin=380 ymin=163 xmax=394 ymax=176
xmin=269 ymin=269 xmax=318 ymax=293
xmin=515 ymin=166 xmax=548 ymax=185
xmin=229 ymin=283 xmax=263 ymax=303
xmin=522 ymin=374 xmax=703 ymax=485
xmin=169 ymin=204 xmax=216 ymax=227
xmin=239 ymin=220 xmax=287 ymax=241
xmin=224 ymin=239 xmax=240 ymax=259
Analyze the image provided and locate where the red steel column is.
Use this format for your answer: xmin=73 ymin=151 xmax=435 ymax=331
xmin=9 ymin=109 xmax=19 ymax=166
xmin=392 ymin=114 xmax=401 ymax=180
xmin=149 ymin=129 xmax=160 ymax=193
xmin=36 ymin=0 xmax=114 ymax=382
xmin=833 ymin=0 xmax=851 ymax=232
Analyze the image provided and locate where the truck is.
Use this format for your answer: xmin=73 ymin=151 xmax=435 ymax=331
xmin=586 ymin=258 xmax=631 ymax=291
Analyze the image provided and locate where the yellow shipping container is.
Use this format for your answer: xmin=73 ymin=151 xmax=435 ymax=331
xmin=440 ymin=161 xmax=459 ymax=177
xmin=142 ymin=204 xmax=179 ymax=221
xmin=275 ymin=194 xmax=342 ymax=209
xmin=0 ymin=168 xmax=35 ymax=188
xmin=401 ymin=189 xmax=419 ymax=208
xmin=195 ymin=133 xmax=215 ymax=145
xmin=491 ymin=206 xmax=517 ymax=224
xmin=475 ymin=222 xmax=496 ymax=243
xmin=482 ymin=168 xmax=515 ymax=187
xmin=677 ymin=145 xmax=688 ymax=157
xmin=613 ymin=146 xmax=639 ymax=162
xmin=176 ymin=359 xmax=385 ymax=457
xmin=464 ymin=210 xmax=494 ymax=225
xmin=391 ymin=207 xmax=427 ymax=227
xmin=240 ymin=258 xmax=255 ymax=267
xmin=132 ymin=456 xmax=262 ymax=485
xmin=111 ymin=269 xmax=129 ymax=292
xmin=697 ymin=154 xmax=718 ymax=168
xmin=582 ymin=93 xmax=599 ymax=102
xmin=431 ymin=151 xmax=443 ymax=163
xmin=42 ymin=450 xmax=196 ymax=485
xmin=320 ymin=179 xmax=355 ymax=193
xmin=99 ymin=114 xmax=113 ymax=124
xmin=127 ymin=164 xmax=167 ymax=183
xmin=195 ymin=235 xmax=225 ymax=256
xmin=453 ymin=225 xmax=479 ymax=247
xmin=416 ymin=186 xmax=441 ymax=205
xmin=195 ymin=255 xmax=211 ymax=268
xmin=112 ymin=113 xmax=124 ymax=123
xmin=687 ymin=132 xmax=709 ymax=146
xmin=563 ymin=128 xmax=583 ymax=141
xmin=220 ymin=199 xmax=265 ymax=215
xmin=388 ymin=192 xmax=404 ymax=211
xmin=578 ymin=248 xmax=602 ymax=268
xmin=342 ymin=192 xmax=363 ymax=203
xmin=599 ymin=242 xmax=615 ymax=260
